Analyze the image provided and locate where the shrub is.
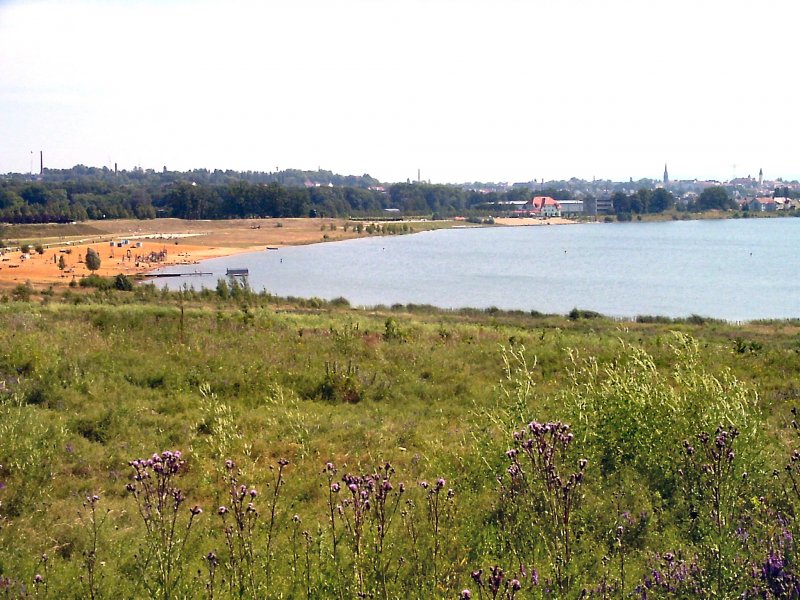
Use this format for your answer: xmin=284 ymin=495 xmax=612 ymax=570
xmin=568 ymin=307 xmax=602 ymax=320
xmin=329 ymin=296 xmax=351 ymax=308
xmin=11 ymin=282 xmax=33 ymax=302
xmin=113 ymin=274 xmax=133 ymax=291
xmin=79 ymin=274 xmax=114 ymax=290
xmin=566 ymin=333 xmax=761 ymax=497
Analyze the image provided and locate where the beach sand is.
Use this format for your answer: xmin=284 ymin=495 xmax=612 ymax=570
xmin=492 ymin=216 xmax=577 ymax=226
xmin=0 ymin=218 xmax=360 ymax=288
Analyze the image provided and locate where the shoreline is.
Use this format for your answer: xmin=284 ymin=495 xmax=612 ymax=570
xmin=0 ymin=212 xmax=733 ymax=289
xmin=0 ymin=217 xmax=460 ymax=288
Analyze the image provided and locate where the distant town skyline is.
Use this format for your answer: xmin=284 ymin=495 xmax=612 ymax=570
xmin=2 ymin=1 xmax=800 ymax=184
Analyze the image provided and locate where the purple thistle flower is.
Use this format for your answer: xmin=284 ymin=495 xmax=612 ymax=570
xmin=218 ymin=506 xmax=228 ymax=515
xmin=190 ymin=505 xmax=203 ymax=515
xmin=225 ymin=459 xmax=234 ymax=470
xmin=331 ymin=482 xmax=340 ymax=493
xmin=461 ymin=590 xmax=472 ymax=599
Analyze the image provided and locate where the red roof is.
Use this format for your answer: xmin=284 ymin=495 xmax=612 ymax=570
xmin=526 ymin=196 xmax=560 ymax=209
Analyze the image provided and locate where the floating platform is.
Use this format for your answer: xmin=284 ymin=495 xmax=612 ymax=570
xmin=226 ymin=268 xmax=249 ymax=277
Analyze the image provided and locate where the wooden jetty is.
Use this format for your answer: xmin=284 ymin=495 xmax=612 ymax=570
xmin=145 ymin=272 xmax=212 ymax=278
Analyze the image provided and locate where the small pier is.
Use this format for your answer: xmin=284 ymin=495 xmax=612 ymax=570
xmin=145 ymin=272 xmax=212 ymax=278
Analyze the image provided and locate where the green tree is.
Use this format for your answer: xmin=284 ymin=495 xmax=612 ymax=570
xmin=611 ymin=191 xmax=631 ymax=214
xmin=57 ymin=255 xmax=66 ymax=271
xmin=696 ymin=186 xmax=733 ymax=211
xmin=650 ymin=188 xmax=675 ymax=212
xmin=85 ymin=248 xmax=101 ymax=272
xmin=628 ymin=189 xmax=651 ymax=213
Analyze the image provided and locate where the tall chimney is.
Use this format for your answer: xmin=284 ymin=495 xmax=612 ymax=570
xmin=114 ymin=162 xmax=118 ymax=176
xmin=39 ymin=151 xmax=43 ymax=175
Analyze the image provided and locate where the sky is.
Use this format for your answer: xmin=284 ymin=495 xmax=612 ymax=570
xmin=1 ymin=0 xmax=799 ymax=184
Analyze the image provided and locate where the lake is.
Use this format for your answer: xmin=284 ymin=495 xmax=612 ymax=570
xmin=153 ymin=218 xmax=800 ymax=321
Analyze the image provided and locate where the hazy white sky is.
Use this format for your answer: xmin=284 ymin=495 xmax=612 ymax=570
xmin=1 ymin=0 xmax=799 ymax=183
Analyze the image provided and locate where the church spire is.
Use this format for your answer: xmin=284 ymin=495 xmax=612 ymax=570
xmin=663 ymin=163 xmax=669 ymax=185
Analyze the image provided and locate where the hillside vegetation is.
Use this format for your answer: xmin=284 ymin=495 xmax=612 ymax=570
xmin=1 ymin=286 xmax=799 ymax=598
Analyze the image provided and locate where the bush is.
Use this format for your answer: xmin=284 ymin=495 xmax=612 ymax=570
xmin=566 ymin=333 xmax=761 ymax=496
xmin=329 ymin=296 xmax=351 ymax=308
xmin=11 ymin=282 xmax=33 ymax=301
xmin=568 ymin=307 xmax=602 ymax=320
xmin=113 ymin=273 xmax=134 ymax=291
xmin=79 ymin=274 xmax=114 ymax=290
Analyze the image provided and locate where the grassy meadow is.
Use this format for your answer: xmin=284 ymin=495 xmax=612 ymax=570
xmin=1 ymin=283 xmax=800 ymax=598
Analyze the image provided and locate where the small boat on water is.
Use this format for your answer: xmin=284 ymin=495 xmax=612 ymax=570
xmin=226 ymin=268 xmax=249 ymax=277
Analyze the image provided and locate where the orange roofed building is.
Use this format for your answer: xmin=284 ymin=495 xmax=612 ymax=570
xmin=511 ymin=196 xmax=561 ymax=218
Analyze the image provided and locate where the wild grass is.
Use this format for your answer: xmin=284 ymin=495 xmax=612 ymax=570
xmin=0 ymin=289 xmax=799 ymax=597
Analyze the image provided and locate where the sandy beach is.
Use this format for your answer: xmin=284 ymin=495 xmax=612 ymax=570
xmin=0 ymin=218 xmax=359 ymax=288
xmin=492 ymin=216 xmax=577 ymax=227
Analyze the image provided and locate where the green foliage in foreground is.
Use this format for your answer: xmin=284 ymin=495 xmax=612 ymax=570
xmin=0 ymin=291 xmax=800 ymax=598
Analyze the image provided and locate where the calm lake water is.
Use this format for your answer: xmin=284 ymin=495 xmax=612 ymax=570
xmin=154 ymin=218 xmax=800 ymax=321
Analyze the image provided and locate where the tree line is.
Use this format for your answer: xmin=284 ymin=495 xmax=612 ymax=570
xmin=610 ymin=186 xmax=738 ymax=216
xmin=0 ymin=167 xmax=550 ymax=223
xmin=0 ymin=165 xmax=748 ymax=225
